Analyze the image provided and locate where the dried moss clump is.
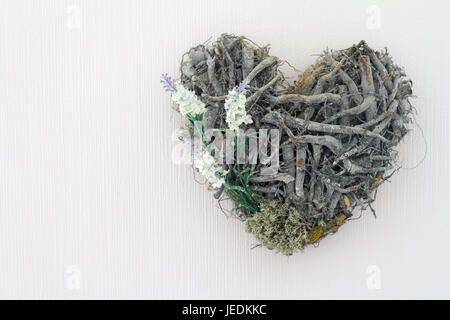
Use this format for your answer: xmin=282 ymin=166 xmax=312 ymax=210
xmin=245 ymin=199 xmax=313 ymax=255
xmin=245 ymin=198 xmax=351 ymax=255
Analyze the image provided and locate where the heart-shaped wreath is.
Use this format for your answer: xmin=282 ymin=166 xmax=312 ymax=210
xmin=162 ymin=34 xmax=413 ymax=255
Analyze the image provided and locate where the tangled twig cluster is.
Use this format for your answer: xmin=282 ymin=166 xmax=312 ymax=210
xmin=175 ymin=34 xmax=413 ymax=254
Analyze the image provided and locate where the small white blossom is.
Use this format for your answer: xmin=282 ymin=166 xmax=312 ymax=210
xmin=194 ymin=149 xmax=228 ymax=189
xmin=224 ymin=88 xmax=252 ymax=131
xmin=171 ymin=82 xmax=206 ymax=116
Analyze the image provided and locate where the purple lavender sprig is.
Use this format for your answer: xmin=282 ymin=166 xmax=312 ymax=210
xmin=160 ymin=73 xmax=177 ymax=93
xmin=236 ymin=78 xmax=250 ymax=95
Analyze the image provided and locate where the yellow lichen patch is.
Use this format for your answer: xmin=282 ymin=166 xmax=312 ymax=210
xmin=337 ymin=215 xmax=346 ymax=227
xmin=343 ymin=195 xmax=351 ymax=210
xmin=297 ymin=158 xmax=304 ymax=167
xmin=372 ymin=173 xmax=384 ymax=190
xmin=308 ymin=226 xmax=323 ymax=244
xmin=376 ymin=173 xmax=384 ymax=183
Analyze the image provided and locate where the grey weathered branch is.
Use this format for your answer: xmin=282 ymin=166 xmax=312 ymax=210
xmin=246 ymin=56 xmax=278 ymax=83
xmin=247 ymin=75 xmax=280 ymax=105
xmin=322 ymin=96 xmax=376 ymax=124
xmin=262 ymin=111 xmax=389 ymax=142
xmin=338 ymin=69 xmax=363 ymax=105
xmin=268 ymin=93 xmax=342 ymax=106
xmin=296 ymin=145 xmax=307 ymax=199
xmin=250 ymin=173 xmax=295 ymax=184
xmin=296 ymin=135 xmax=343 ymax=154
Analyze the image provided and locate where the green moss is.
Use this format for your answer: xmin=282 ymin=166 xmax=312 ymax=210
xmin=245 ymin=199 xmax=313 ymax=255
xmin=245 ymin=199 xmax=350 ymax=255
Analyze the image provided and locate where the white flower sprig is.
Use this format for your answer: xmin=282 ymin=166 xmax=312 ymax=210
xmin=194 ymin=149 xmax=228 ymax=189
xmin=224 ymin=79 xmax=253 ymax=131
xmin=162 ymin=74 xmax=226 ymax=189
xmin=160 ymin=74 xmax=206 ymax=117
xmin=172 ymin=83 xmax=206 ymax=117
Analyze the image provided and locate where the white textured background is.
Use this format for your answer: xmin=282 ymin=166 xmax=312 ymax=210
xmin=0 ymin=0 xmax=449 ymax=299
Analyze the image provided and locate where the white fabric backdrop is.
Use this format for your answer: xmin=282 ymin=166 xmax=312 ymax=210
xmin=0 ymin=0 xmax=448 ymax=299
